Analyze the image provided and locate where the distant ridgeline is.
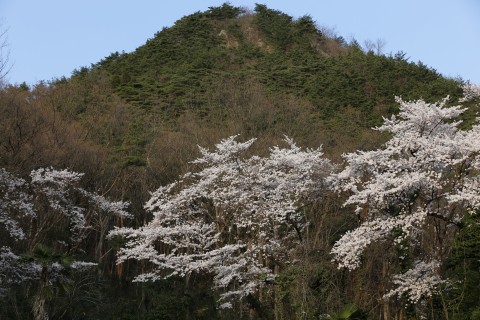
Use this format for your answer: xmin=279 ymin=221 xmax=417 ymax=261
xmin=84 ymin=3 xmax=462 ymax=121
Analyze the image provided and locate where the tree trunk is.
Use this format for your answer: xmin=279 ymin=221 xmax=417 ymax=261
xmin=382 ymin=260 xmax=389 ymax=319
xmin=33 ymin=294 xmax=48 ymax=320
xmin=274 ymin=263 xmax=280 ymax=320
xmin=33 ymin=268 xmax=49 ymax=320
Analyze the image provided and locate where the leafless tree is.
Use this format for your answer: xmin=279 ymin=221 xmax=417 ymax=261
xmin=317 ymin=24 xmax=338 ymax=39
xmin=363 ymin=38 xmax=386 ymax=55
xmin=0 ymin=25 xmax=11 ymax=84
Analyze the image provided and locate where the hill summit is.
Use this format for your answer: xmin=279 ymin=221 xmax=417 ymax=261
xmin=90 ymin=3 xmax=459 ymax=116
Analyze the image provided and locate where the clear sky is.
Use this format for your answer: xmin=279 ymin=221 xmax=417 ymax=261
xmin=1 ymin=0 xmax=479 ymax=85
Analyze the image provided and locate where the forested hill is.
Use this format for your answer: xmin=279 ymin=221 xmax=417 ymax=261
xmin=2 ymin=3 xmax=480 ymax=320
xmin=48 ymin=2 xmax=467 ymax=172
xmin=94 ymin=3 xmax=459 ymax=116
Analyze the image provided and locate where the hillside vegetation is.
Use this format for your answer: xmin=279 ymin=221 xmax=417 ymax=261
xmin=1 ymin=3 xmax=479 ymax=319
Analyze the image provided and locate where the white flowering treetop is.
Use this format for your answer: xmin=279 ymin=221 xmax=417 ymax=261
xmin=460 ymin=83 xmax=480 ymax=102
xmin=383 ymin=260 xmax=445 ymax=304
xmin=0 ymin=167 xmax=130 ymax=295
xmin=329 ymin=96 xmax=480 ymax=303
xmin=110 ymin=135 xmax=332 ymax=307
xmin=0 ymin=168 xmax=35 ymax=241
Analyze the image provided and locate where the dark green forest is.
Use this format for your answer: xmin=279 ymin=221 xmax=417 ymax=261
xmin=1 ymin=4 xmax=479 ymax=319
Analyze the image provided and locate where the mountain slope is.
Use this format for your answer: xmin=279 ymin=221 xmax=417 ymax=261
xmin=91 ymin=3 xmax=460 ymax=120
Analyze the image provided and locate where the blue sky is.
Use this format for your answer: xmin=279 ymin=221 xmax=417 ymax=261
xmin=1 ymin=0 xmax=479 ymax=85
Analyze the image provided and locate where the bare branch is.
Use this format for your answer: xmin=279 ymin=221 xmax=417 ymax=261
xmin=363 ymin=38 xmax=386 ymax=55
xmin=0 ymin=25 xmax=12 ymax=83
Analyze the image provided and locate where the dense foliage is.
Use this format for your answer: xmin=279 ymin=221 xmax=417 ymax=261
xmin=0 ymin=168 xmax=129 ymax=319
xmin=329 ymin=96 xmax=480 ymax=317
xmin=110 ymin=136 xmax=332 ymax=309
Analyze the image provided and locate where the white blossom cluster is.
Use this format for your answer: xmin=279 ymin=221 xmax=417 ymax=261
xmin=0 ymin=167 xmax=128 ymax=293
xmin=28 ymin=167 xmax=130 ymax=242
xmin=459 ymin=83 xmax=480 ymax=102
xmin=0 ymin=246 xmax=41 ymax=295
xmin=110 ymin=135 xmax=332 ymax=306
xmin=0 ymin=245 xmax=97 ymax=296
xmin=329 ymin=96 xmax=480 ymax=302
xmin=70 ymin=260 xmax=98 ymax=271
xmin=331 ymin=209 xmax=427 ymax=270
xmin=30 ymin=167 xmax=84 ymax=187
xmin=0 ymin=168 xmax=35 ymax=240
xmin=80 ymin=189 xmax=132 ymax=219
xmin=383 ymin=260 xmax=446 ymax=303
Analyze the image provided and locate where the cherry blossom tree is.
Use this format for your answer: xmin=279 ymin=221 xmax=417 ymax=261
xmin=328 ymin=96 xmax=480 ymax=307
xmin=0 ymin=167 xmax=129 ymax=318
xmin=110 ymin=135 xmax=333 ymax=308
xmin=460 ymin=83 xmax=480 ymax=102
